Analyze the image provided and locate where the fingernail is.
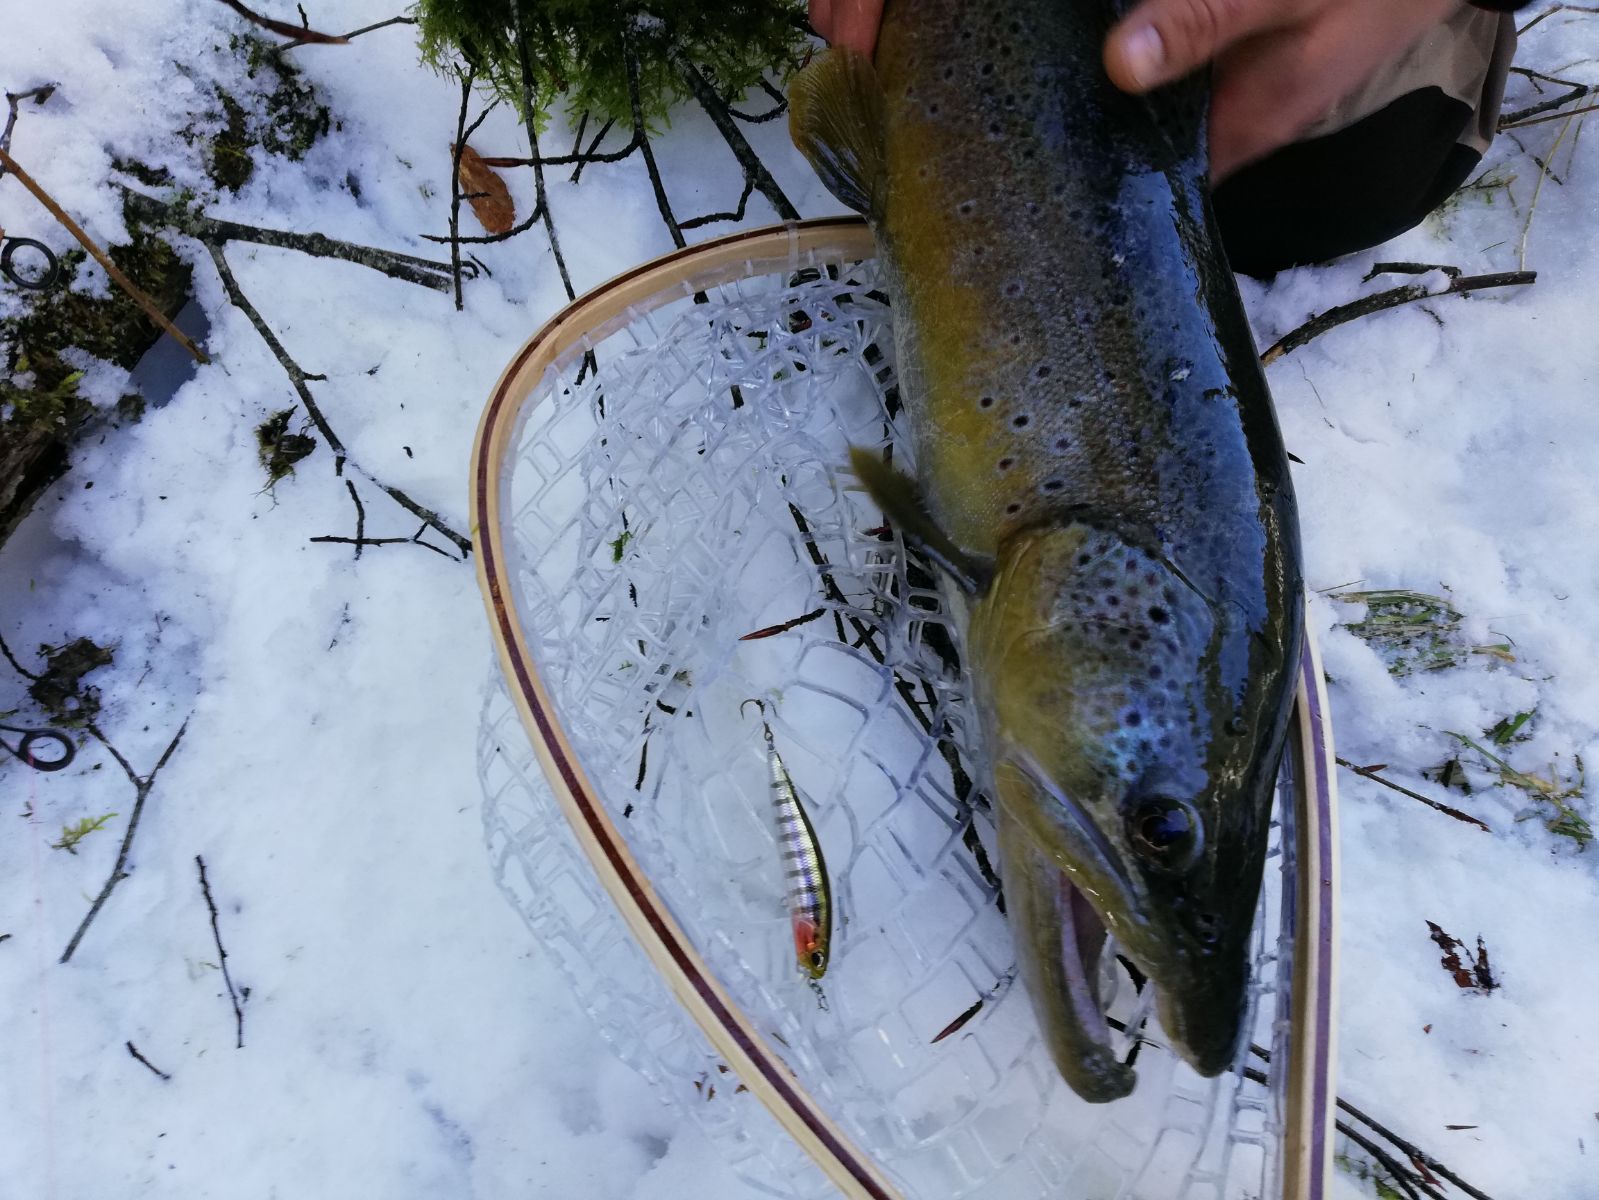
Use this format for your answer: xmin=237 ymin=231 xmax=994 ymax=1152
xmin=1120 ymin=24 xmax=1166 ymax=90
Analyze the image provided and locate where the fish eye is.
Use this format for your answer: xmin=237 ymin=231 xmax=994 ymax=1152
xmin=808 ymin=950 xmax=826 ymax=972
xmin=1127 ymin=797 xmax=1202 ymax=871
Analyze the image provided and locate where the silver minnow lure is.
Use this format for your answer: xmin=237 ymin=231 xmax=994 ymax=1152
xmin=744 ymin=700 xmax=832 ymax=980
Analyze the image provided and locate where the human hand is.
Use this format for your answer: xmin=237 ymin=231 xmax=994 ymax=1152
xmin=1105 ymin=0 xmax=1463 ymax=180
xmin=808 ymin=0 xmax=885 ymax=58
xmin=810 ymin=0 xmax=1466 ymax=184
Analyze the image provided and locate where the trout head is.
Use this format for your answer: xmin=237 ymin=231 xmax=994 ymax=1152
xmin=968 ymin=522 xmax=1285 ymax=1101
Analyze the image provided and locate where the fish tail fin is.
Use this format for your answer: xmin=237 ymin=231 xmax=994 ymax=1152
xmin=788 ymin=48 xmax=886 ymax=219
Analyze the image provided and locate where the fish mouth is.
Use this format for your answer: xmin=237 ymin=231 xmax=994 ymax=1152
xmin=1001 ymin=753 xmax=1244 ymax=1100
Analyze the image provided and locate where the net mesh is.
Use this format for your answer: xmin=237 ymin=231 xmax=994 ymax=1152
xmin=478 ymin=246 xmax=1298 ymax=1199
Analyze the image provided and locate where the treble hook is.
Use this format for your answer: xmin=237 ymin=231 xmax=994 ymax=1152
xmin=739 ymin=697 xmax=767 ymax=721
xmin=0 ymin=721 xmax=75 ymax=772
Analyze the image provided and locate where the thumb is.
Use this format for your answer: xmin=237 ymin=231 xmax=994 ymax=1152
xmin=1105 ymin=0 xmax=1281 ymax=92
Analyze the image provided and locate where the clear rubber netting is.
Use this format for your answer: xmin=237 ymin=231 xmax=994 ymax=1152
xmin=477 ymin=248 xmax=1299 ymax=1200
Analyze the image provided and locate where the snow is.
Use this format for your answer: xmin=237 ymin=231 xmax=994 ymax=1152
xmin=2 ymin=2 xmax=1596 ymax=1198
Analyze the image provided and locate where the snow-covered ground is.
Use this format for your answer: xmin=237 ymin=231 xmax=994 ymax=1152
xmin=2 ymin=3 xmax=1595 ymax=1197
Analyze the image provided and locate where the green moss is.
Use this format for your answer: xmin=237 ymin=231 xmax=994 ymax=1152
xmin=413 ymin=0 xmax=808 ymax=128
xmin=256 ymin=409 xmax=318 ymax=485
xmin=205 ymin=35 xmax=333 ymax=191
xmin=1 ymin=217 xmax=192 ymax=438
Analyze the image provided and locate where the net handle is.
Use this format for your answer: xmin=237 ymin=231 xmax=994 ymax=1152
xmin=470 ymin=216 xmax=1339 ymax=1200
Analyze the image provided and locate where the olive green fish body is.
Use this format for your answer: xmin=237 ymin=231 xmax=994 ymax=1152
xmin=793 ymin=0 xmax=1302 ymax=1102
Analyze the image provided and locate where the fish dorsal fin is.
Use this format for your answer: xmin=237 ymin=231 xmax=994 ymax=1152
xmin=850 ymin=448 xmax=991 ymax=593
xmin=788 ymin=48 xmax=886 ymax=218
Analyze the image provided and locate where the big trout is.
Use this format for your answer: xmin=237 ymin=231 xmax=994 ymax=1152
xmin=790 ymin=0 xmax=1303 ymax=1102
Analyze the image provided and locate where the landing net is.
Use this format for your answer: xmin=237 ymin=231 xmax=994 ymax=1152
xmin=474 ymin=221 xmax=1329 ymax=1200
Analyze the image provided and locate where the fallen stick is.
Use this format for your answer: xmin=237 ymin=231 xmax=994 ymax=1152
xmin=196 ymin=855 xmax=246 ymax=1048
xmin=0 ymin=146 xmax=208 ymax=363
xmin=1336 ymin=758 xmax=1492 ymax=833
xmin=213 ymin=0 xmax=347 ymax=44
xmin=1261 ymin=271 xmax=1536 ymax=365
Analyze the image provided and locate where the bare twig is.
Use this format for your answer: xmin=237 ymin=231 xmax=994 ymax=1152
xmin=1336 ymin=1095 xmax=1498 ymax=1200
xmin=1500 ymin=67 xmax=1591 ymax=128
xmin=60 ymin=717 xmax=190 ymax=963
xmin=213 ymin=0 xmax=347 ymax=44
xmin=1 ymin=84 xmax=56 ymax=165
xmin=675 ymin=56 xmax=801 ymax=221
xmin=511 ymin=8 xmax=578 ymax=302
xmin=623 ymin=19 xmax=684 ymax=249
xmin=420 ymin=204 xmax=543 ymax=247
xmin=0 ymin=628 xmax=41 ymax=680
xmin=1501 ymin=100 xmax=1599 ymax=130
xmin=126 ymin=1041 xmax=172 ymax=1081
xmin=1518 ymin=3 xmax=1599 ymax=37
xmin=207 ymin=244 xmax=473 ymax=556
xmin=196 ymin=855 xmax=246 ymax=1048
xmin=1336 ymin=758 xmax=1492 ymax=832
xmin=0 ymin=146 xmax=207 ymax=362
xmin=1260 ymin=271 xmax=1537 ymax=365
xmin=120 ymin=188 xmax=459 ymax=291
xmin=1518 ymin=115 xmax=1577 ymax=270
xmin=448 ymin=71 xmax=474 ymax=309
xmin=278 ymin=13 xmax=414 ymax=52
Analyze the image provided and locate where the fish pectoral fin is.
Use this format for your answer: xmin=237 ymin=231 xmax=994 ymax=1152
xmin=788 ymin=48 xmax=886 ymax=218
xmin=849 ymin=447 xmax=991 ymax=594
xmin=998 ymin=804 xmax=1136 ymax=1104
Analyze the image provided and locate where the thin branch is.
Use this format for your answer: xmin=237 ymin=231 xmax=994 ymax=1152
xmin=477 ymin=132 xmax=645 ymax=170
xmin=448 ymin=71 xmax=474 ymax=310
xmin=1518 ymin=115 xmax=1576 ymax=270
xmin=126 ymin=1041 xmax=172 ymax=1081
xmin=278 ymin=12 xmax=414 ymax=52
xmin=623 ymin=19 xmax=684 ymax=249
xmin=1338 ymin=1121 xmax=1434 ymax=1200
xmin=60 ymin=717 xmax=190 ymax=963
xmin=1337 ymin=1096 xmax=1498 ymax=1200
xmin=207 ymin=245 xmax=473 ymax=556
xmin=196 ymin=855 xmax=246 ymax=1048
xmin=0 ymin=146 xmax=207 ymax=362
xmin=419 ymin=203 xmax=543 ymax=246
xmin=680 ymin=175 xmax=758 ymax=231
xmin=1261 ymin=271 xmax=1536 ymax=365
xmin=1518 ymin=3 xmax=1599 ymax=37
xmin=213 ymin=0 xmax=347 ymax=44
xmin=1499 ymin=67 xmax=1590 ymax=128
xmin=675 ymin=56 xmax=801 ymax=221
xmin=511 ymin=8 xmax=578 ymax=302
xmin=571 ymin=116 xmax=615 ymax=184
xmin=121 ymin=188 xmax=459 ymax=291
xmin=1 ymin=84 xmax=56 ymax=165
xmin=1336 ymin=758 xmax=1491 ymax=832
xmin=0 ymin=627 xmax=41 ymax=680
xmin=1500 ymin=99 xmax=1599 ymax=130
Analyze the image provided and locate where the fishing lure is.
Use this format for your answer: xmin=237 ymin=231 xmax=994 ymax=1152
xmin=743 ymin=699 xmax=832 ymax=981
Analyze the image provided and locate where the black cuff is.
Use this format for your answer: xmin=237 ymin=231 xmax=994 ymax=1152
xmin=1467 ymin=0 xmax=1532 ymax=10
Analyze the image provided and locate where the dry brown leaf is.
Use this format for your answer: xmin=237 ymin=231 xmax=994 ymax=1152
xmin=453 ymin=143 xmax=514 ymax=235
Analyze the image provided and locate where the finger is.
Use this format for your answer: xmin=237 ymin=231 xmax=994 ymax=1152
xmin=1105 ymin=0 xmax=1298 ymax=93
xmin=1207 ymin=0 xmax=1459 ymax=180
xmin=825 ymin=0 xmax=885 ymax=58
xmin=809 ymin=0 xmax=833 ymax=40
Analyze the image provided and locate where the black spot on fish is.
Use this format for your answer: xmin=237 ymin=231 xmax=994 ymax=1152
xmin=1003 ymin=281 xmax=1022 ymax=297
xmin=997 ymin=456 xmax=1015 ymax=471
xmin=1011 ymin=414 xmax=1030 ymax=429
xmin=1035 ymin=365 xmax=1052 ymax=380
xmin=988 ymin=121 xmax=1002 ymax=136
xmin=978 ymin=395 xmax=995 ymax=409
xmin=1053 ymin=437 xmax=1070 ymax=452
xmin=1149 ymin=606 xmax=1169 ymax=624
xmin=1041 ymin=478 xmax=1064 ymax=493
xmin=980 ymin=63 xmax=994 ymax=76
xmin=1124 ymin=710 xmax=1142 ymax=727
xmin=958 ymin=200 xmax=975 ymax=216
xmin=1004 ymin=502 xmax=1021 ymax=515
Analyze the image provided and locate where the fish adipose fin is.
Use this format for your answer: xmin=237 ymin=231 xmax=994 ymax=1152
xmin=788 ymin=48 xmax=886 ymax=218
xmin=849 ymin=448 xmax=991 ymax=593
